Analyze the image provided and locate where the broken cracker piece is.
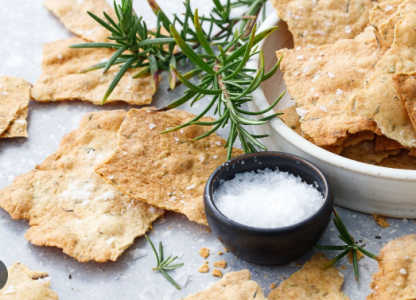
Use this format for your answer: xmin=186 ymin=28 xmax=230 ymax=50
xmin=277 ymin=37 xmax=382 ymax=146
xmin=341 ymin=140 xmax=401 ymax=164
xmin=272 ymin=0 xmax=374 ymax=48
xmin=0 ymin=262 xmax=58 ymax=300
xmin=0 ymin=76 xmax=30 ymax=138
xmin=347 ymin=250 xmax=364 ymax=264
xmin=198 ymin=264 xmax=209 ymax=273
xmin=218 ymin=251 xmax=223 ymax=255
xmin=268 ymin=253 xmax=350 ymax=300
xmin=95 ymin=108 xmax=244 ymax=225
xmin=31 ymin=37 xmax=154 ymax=105
xmin=199 ymin=248 xmax=210 ymax=259
xmin=0 ymin=111 xmax=164 ymax=262
xmin=350 ymin=8 xmax=416 ymax=149
xmin=213 ymin=260 xmax=227 ymax=269
xmin=270 ymin=283 xmax=277 ymax=290
xmin=44 ymin=0 xmax=117 ymax=43
xmin=373 ymin=214 xmax=391 ymax=228
xmin=178 ymin=270 xmax=264 ymax=300
xmin=367 ymin=234 xmax=416 ymax=299
xmin=212 ymin=269 xmax=223 ymax=278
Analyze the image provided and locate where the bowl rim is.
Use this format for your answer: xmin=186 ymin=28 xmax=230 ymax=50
xmin=204 ymin=151 xmax=334 ymax=233
xmin=247 ymin=13 xmax=416 ymax=181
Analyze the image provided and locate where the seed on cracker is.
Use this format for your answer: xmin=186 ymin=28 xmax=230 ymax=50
xmin=198 ymin=264 xmax=209 ymax=273
xmin=0 ymin=111 xmax=164 ymax=262
xmin=181 ymin=270 xmax=265 ymax=299
xmin=212 ymin=269 xmax=223 ymax=278
xmin=213 ymin=260 xmax=227 ymax=269
xmin=1 ymin=262 xmax=58 ymax=300
xmin=94 ymin=108 xmax=243 ymax=225
xmin=199 ymin=247 xmax=210 ymax=258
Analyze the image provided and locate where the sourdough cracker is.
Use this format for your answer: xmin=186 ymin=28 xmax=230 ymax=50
xmin=377 ymin=149 xmax=416 ymax=169
xmin=341 ymin=140 xmax=401 ymax=164
xmin=178 ymin=270 xmax=265 ymax=300
xmin=277 ymin=105 xmax=302 ymax=135
xmin=44 ymin=0 xmax=116 ymax=43
xmin=0 ymin=111 xmax=163 ymax=262
xmin=95 ymin=108 xmax=244 ymax=226
xmin=277 ymin=37 xmax=382 ymax=146
xmin=0 ymin=263 xmax=58 ymax=300
xmin=0 ymin=76 xmax=30 ymax=138
xmin=268 ymin=253 xmax=350 ymax=300
xmin=367 ymin=234 xmax=416 ymax=299
xmin=31 ymin=37 xmax=154 ymax=105
xmin=272 ymin=0 xmax=374 ymax=48
xmin=350 ymin=9 xmax=416 ymax=149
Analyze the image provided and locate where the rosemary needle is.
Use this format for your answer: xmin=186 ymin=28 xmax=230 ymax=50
xmin=316 ymin=209 xmax=379 ymax=281
xmin=145 ymin=235 xmax=184 ymax=290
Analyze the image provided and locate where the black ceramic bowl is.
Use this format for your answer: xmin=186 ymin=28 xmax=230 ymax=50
xmin=204 ymin=151 xmax=333 ymax=266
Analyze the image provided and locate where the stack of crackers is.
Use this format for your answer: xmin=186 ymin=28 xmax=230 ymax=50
xmin=274 ymin=0 xmax=416 ymax=169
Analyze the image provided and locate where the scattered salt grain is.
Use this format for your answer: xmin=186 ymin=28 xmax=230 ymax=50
xmin=336 ymin=89 xmax=343 ymax=96
xmin=296 ymin=108 xmax=309 ymax=120
xmin=213 ymin=168 xmax=324 ymax=228
xmin=213 ymin=155 xmax=219 ymax=159
xmin=319 ymin=105 xmax=327 ymax=112
xmin=385 ymin=4 xmax=393 ymax=11
xmin=57 ymin=54 xmax=63 ymax=59
xmin=400 ymin=268 xmax=407 ymax=275
xmin=296 ymin=55 xmax=304 ymax=60
xmin=106 ymin=237 xmax=115 ymax=245
xmin=328 ymin=73 xmax=335 ymax=78
xmin=149 ymin=123 xmax=156 ymax=130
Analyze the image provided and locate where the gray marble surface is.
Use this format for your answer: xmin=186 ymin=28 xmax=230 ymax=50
xmin=0 ymin=1 xmax=413 ymax=299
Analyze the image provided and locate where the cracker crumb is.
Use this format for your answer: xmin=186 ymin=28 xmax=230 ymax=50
xmin=270 ymin=283 xmax=277 ymax=289
xmin=199 ymin=247 xmax=210 ymax=258
xmin=341 ymin=265 xmax=346 ymax=270
xmin=347 ymin=250 xmax=364 ymax=263
xmin=198 ymin=264 xmax=209 ymax=273
xmin=212 ymin=269 xmax=223 ymax=278
xmin=373 ymin=214 xmax=390 ymax=228
xmin=213 ymin=260 xmax=227 ymax=269
xmin=218 ymin=251 xmax=223 ymax=255
xmin=223 ymin=247 xmax=229 ymax=253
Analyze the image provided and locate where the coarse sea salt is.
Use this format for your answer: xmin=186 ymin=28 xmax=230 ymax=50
xmin=213 ymin=168 xmax=324 ymax=228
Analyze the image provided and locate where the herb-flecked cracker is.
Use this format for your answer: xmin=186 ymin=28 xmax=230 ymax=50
xmin=0 ymin=262 xmax=58 ymax=300
xmin=0 ymin=76 xmax=30 ymax=138
xmin=367 ymin=234 xmax=416 ymax=299
xmin=277 ymin=37 xmax=382 ymax=146
xmin=393 ymin=72 xmax=416 ymax=132
xmin=178 ymin=270 xmax=265 ymax=300
xmin=31 ymin=37 xmax=154 ymax=105
xmin=268 ymin=253 xmax=350 ymax=300
xmin=349 ymin=10 xmax=416 ymax=149
xmin=44 ymin=0 xmax=116 ymax=43
xmin=95 ymin=108 xmax=244 ymax=226
xmin=272 ymin=0 xmax=374 ymax=48
xmin=0 ymin=111 xmax=164 ymax=262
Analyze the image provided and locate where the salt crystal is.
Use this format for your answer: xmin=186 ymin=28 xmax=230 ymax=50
xmin=320 ymin=105 xmax=327 ymax=112
xmin=338 ymin=272 xmax=344 ymax=278
xmin=400 ymin=268 xmax=407 ymax=275
xmin=213 ymin=155 xmax=219 ymax=159
xmin=149 ymin=123 xmax=156 ymax=130
xmin=186 ymin=184 xmax=195 ymax=190
xmin=2 ymin=285 xmax=15 ymax=294
xmin=345 ymin=25 xmax=352 ymax=34
xmin=314 ymin=30 xmax=326 ymax=36
xmin=106 ymin=237 xmax=115 ymax=245
xmin=57 ymin=54 xmax=63 ymax=60
xmin=213 ymin=168 xmax=324 ymax=228
xmin=2 ymin=92 xmax=9 ymax=95
xmin=296 ymin=108 xmax=309 ymax=120
xmin=296 ymin=55 xmax=304 ymax=60
xmin=129 ymin=248 xmax=147 ymax=260
xmin=328 ymin=73 xmax=335 ymax=78
xmin=174 ymin=137 xmax=179 ymax=142
xmin=336 ymin=89 xmax=343 ymax=96
xmin=385 ymin=4 xmax=393 ymax=11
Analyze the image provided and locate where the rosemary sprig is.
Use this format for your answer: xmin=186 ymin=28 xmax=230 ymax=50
xmin=145 ymin=235 xmax=184 ymax=290
xmin=70 ymin=0 xmax=267 ymax=103
xmin=316 ymin=209 xmax=379 ymax=281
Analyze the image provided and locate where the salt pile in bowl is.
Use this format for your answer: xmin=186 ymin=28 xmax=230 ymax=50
xmin=213 ymin=168 xmax=324 ymax=228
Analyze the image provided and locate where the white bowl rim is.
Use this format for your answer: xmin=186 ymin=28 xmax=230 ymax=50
xmin=247 ymin=12 xmax=416 ymax=181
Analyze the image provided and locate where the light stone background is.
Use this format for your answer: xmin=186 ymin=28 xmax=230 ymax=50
xmin=0 ymin=1 xmax=413 ymax=299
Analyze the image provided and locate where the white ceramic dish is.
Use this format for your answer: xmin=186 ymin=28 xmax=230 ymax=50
xmin=247 ymin=13 xmax=416 ymax=218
